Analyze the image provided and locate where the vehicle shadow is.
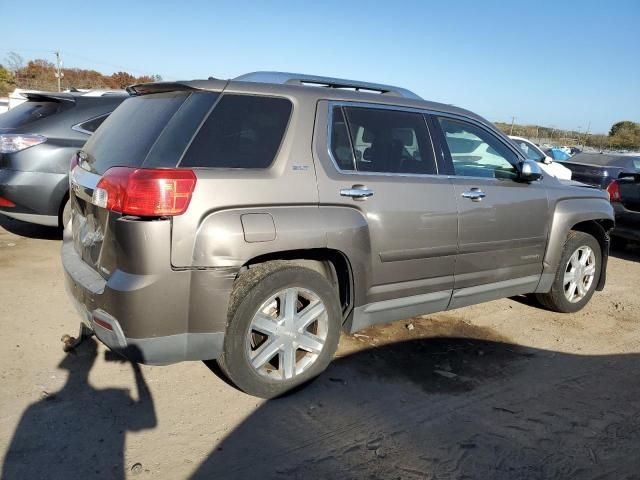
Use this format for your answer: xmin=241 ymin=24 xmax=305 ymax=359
xmin=192 ymin=334 xmax=640 ymax=479
xmin=610 ymin=241 xmax=640 ymax=262
xmin=0 ymin=215 xmax=62 ymax=240
xmin=1 ymin=339 xmax=156 ymax=480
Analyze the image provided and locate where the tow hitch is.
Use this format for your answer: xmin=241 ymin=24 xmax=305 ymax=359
xmin=61 ymin=323 xmax=94 ymax=352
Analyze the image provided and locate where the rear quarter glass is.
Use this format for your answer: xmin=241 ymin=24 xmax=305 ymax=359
xmin=179 ymin=94 xmax=292 ymax=169
xmin=80 ymin=91 xmax=218 ymax=175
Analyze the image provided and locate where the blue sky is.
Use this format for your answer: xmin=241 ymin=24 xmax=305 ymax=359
xmin=2 ymin=0 xmax=639 ymax=133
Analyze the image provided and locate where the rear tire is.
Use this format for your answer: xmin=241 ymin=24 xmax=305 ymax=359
xmin=535 ymin=231 xmax=601 ymax=313
xmin=217 ymin=261 xmax=342 ymax=398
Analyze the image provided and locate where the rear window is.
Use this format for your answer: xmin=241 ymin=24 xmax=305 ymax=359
xmin=0 ymin=100 xmax=62 ymax=129
xmin=180 ymin=94 xmax=292 ymax=169
xmin=82 ymin=91 xmax=192 ymax=174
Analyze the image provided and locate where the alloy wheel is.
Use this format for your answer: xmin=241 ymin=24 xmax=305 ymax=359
xmin=563 ymin=245 xmax=596 ymax=303
xmin=245 ymin=287 xmax=328 ymax=381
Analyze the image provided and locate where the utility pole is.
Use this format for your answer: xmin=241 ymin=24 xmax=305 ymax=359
xmin=54 ymin=50 xmax=63 ymax=92
xmin=510 ymin=116 xmax=516 ymax=135
xmin=582 ymin=120 xmax=591 ymax=149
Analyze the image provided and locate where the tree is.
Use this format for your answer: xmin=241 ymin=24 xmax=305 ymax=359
xmin=4 ymin=52 xmax=24 ymax=73
xmin=608 ymin=121 xmax=640 ymax=150
xmin=609 ymin=121 xmax=638 ymax=137
xmin=109 ymin=71 xmax=137 ymax=89
xmin=0 ymin=65 xmax=17 ymax=96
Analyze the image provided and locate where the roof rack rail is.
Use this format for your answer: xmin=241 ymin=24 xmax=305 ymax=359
xmin=233 ymin=71 xmax=422 ymax=100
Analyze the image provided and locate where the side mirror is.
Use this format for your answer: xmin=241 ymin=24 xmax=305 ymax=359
xmin=518 ymin=159 xmax=543 ymax=182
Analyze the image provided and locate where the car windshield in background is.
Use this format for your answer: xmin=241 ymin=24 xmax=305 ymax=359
xmin=0 ymin=100 xmax=62 ymax=130
xmin=514 ymin=139 xmax=545 ymax=162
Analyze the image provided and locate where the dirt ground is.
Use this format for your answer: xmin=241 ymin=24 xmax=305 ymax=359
xmin=1 ymin=215 xmax=639 ymax=480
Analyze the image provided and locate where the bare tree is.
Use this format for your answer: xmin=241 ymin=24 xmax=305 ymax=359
xmin=5 ymin=52 xmax=24 ymax=73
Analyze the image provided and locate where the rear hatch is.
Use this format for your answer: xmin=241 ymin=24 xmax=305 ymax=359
xmin=0 ymin=93 xmax=74 ymax=167
xmin=70 ymin=88 xmax=221 ymax=278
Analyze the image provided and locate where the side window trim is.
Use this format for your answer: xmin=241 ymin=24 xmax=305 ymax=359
xmin=71 ymin=113 xmax=110 ymax=135
xmin=434 ymin=114 xmax=525 ymax=180
xmin=326 ymin=101 xmax=442 ymax=177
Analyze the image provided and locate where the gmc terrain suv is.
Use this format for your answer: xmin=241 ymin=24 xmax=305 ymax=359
xmin=62 ymin=72 xmax=614 ymax=398
xmin=0 ymin=90 xmax=128 ymax=227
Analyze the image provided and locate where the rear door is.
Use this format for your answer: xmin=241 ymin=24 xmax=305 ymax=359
xmin=314 ymin=102 xmax=458 ymax=327
xmin=432 ymin=115 xmax=549 ymax=308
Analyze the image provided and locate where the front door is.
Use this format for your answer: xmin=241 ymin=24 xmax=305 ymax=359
xmin=433 ymin=115 xmax=549 ymax=309
xmin=314 ymin=102 xmax=459 ymax=329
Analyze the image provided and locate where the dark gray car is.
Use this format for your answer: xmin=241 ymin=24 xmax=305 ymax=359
xmin=62 ymin=72 xmax=614 ymax=398
xmin=0 ymin=91 xmax=128 ymax=227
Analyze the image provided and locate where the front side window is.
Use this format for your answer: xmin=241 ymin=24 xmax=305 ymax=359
xmin=513 ymin=138 xmax=545 ymax=162
xmin=329 ymin=106 xmax=437 ymax=175
xmin=438 ymin=118 xmax=519 ymax=179
xmin=181 ymin=94 xmax=292 ymax=169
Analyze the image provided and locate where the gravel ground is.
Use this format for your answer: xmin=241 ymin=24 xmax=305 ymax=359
xmin=1 ymin=216 xmax=639 ymax=480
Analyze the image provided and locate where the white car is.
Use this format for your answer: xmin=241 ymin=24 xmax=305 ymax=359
xmin=509 ymin=136 xmax=572 ymax=180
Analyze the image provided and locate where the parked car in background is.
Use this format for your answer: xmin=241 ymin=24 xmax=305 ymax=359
xmin=509 ymin=136 xmax=572 ymax=180
xmin=561 ymin=153 xmax=640 ymax=189
xmin=0 ymin=90 xmax=128 ymax=227
xmin=63 ymin=72 xmax=613 ymax=398
xmin=607 ymin=173 xmax=640 ymax=245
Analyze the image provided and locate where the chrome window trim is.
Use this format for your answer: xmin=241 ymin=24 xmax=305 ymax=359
xmin=71 ymin=113 xmax=111 ymax=136
xmin=325 ymin=101 xmax=444 ymax=179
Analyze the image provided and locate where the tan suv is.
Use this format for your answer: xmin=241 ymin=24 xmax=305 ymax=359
xmin=62 ymin=72 xmax=614 ymax=397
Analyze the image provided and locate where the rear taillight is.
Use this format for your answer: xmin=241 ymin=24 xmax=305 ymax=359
xmin=0 ymin=196 xmax=16 ymax=207
xmin=0 ymin=134 xmax=47 ymax=154
xmin=607 ymin=180 xmax=621 ymax=202
xmin=92 ymin=167 xmax=197 ymax=216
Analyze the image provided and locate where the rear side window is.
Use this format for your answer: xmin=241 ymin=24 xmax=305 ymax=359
xmin=330 ymin=106 xmax=437 ymax=175
xmin=330 ymin=107 xmax=355 ymax=170
xmin=0 ymin=101 xmax=61 ymax=129
xmin=82 ymin=91 xmax=191 ymax=174
xmin=180 ymin=95 xmax=292 ymax=169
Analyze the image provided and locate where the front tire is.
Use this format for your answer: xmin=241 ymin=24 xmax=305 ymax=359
xmin=535 ymin=231 xmax=601 ymax=313
xmin=217 ymin=261 xmax=342 ymax=398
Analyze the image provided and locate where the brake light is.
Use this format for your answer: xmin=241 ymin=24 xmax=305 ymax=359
xmin=0 ymin=196 xmax=16 ymax=207
xmin=0 ymin=134 xmax=47 ymax=153
xmin=607 ymin=180 xmax=621 ymax=202
xmin=92 ymin=167 xmax=197 ymax=216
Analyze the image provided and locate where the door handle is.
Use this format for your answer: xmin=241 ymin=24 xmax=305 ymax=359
xmin=340 ymin=186 xmax=374 ymax=200
xmin=461 ymin=189 xmax=486 ymax=202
